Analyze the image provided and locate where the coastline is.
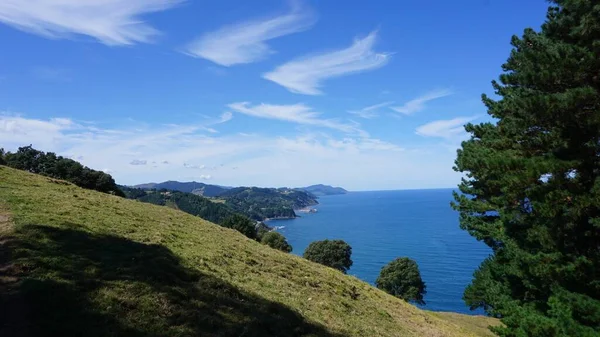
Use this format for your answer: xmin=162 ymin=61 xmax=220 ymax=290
xmin=263 ymin=201 xmax=320 ymax=222
xmin=264 ymin=215 xmax=298 ymax=221
xmin=295 ymin=206 xmax=318 ymax=214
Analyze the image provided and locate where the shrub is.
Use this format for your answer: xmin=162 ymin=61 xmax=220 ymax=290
xmin=376 ymin=257 xmax=426 ymax=305
xmin=303 ymin=239 xmax=352 ymax=273
xmin=221 ymin=214 xmax=256 ymax=239
xmin=261 ymin=231 xmax=292 ymax=252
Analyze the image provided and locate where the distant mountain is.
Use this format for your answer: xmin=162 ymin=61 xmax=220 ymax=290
xmin=298 ymin=184 xmax=348 ymax=196
xmin=133 ymin=181 xmax=229 ymax=197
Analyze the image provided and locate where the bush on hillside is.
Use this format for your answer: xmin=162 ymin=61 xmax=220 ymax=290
xmin=303 ymin=239 xmax=352 ymax=273
xmin=261 ymin=231 xmax=292 ymax=252
xmin=256 ymin=225 xmax=269 ymax=241
xmin=221 ymin=214 xmax=256 ymax=239
xmin=3 ymin=145 xmax=124 ymax=197
xmin=376 ymin=257 xmax=426 ymax=305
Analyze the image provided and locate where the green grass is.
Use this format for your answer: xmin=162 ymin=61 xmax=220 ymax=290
xmin=0 ymin=166 xmax=500 ymax=336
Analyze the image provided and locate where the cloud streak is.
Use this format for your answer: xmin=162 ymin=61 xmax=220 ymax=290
xmin=263 ymin=31 xmax=390 ymax=95
xmin=184 ymin=163 xmax=206 ymax=170
xmin=0 ymin=0 xmax=180 ymax=45
xmin=415 ymin=116 xmax=478 ymax=139
xmin=184 ymin=2 xmax=315 ymax=66
xmin=218 ymin=111 xmax=233 ymax=124
xmin=0 ymin=114 xmax=462 ymax=190
xmin=228 ymin=102 xmax=365 ymax=135
xmin=130 ymin=159 xmax=147 ymax=166
xmin=391 ymin=89 xmax=453 ymax=115
xmin=348 ymin=101 xmax=394 ymax=119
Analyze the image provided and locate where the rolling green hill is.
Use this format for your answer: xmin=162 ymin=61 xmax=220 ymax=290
xmin=131 ymin=182 xmax=319 ymax=221
xmin=0 ymin=166 xmax=499 ymax=336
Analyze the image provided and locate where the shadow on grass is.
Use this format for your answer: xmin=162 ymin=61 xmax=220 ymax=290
xmin=0 ymin=225 xmax=344 ymax=337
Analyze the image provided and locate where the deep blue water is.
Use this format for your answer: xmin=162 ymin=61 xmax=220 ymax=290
xmin=267 ymin=189 xmax=490 ymax=314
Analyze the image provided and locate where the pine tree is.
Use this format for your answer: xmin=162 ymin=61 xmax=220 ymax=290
xmin=453 ymin=1 xmax=600 ymax=336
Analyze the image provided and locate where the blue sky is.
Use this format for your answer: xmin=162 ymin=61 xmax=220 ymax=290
xmin=0 ymin=0 xmax=549 ymax=190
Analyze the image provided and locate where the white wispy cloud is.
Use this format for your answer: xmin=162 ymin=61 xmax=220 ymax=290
xmin=195 ymin=111 xmax=233 ymax=134
xmin=218 ymin=111 xmax=233 ymax=124
xmin=200 ymin=126 xmax=219 ymax=134
xmin=184 ymin=2 xmax=315 ymax=66
xmin=415 ymin=116 xmax=479 ymax=139
xmin=348 ymin=101 xmax=394 ymax=119
xmin=183 ymin=163 xmax=205 ymax=170
xmin=0 ymin=0 xmax=180 ymax=45
xmin=391 ymin=89 xmax=453 ymax=115
xmin=0 ymin=115 xmax=74 ymax=145
xmin=228 ymin=102 xmax=364 ymax=135
xmin=263 ymin=31 xmax=391 ymax=95
xmin=130 ymin=159 xmax=147 ymax=166
xmin=0 ymin=114 xmax=462 ymax=190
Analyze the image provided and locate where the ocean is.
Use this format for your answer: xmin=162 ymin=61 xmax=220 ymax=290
xmin=267 ymin=189 xmax=491 ymax=314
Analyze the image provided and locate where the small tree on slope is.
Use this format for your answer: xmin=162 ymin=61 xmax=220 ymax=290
xmin=303 ymin=239 xmax=353 ymax=273
xmin=221 ymin=214 xmax=256 ymax=240
xmin=261 ymin=231 xmax=293 ymax=252
xmin=376 ymin=257 xmax=426 ymax=305
xmin=452 ymin=1 xmax=600 ymax=336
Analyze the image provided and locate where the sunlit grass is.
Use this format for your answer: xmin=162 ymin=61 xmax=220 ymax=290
xmin=0 ymin=166 xmax=500 ymax=336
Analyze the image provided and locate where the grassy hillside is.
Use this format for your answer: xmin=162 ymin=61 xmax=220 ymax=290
xmin=0 ymin=166 xmax=499 ymax=337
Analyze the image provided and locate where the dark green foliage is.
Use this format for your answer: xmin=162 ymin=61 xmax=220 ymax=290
xmin=303 ymin=240 xmax=353 ymax=273
xmin=375 ymin=257 xmax=426 ymax=305
xmin=255 ymin=223 xmax=271 ymax=241
xmin=119 ymin=185 xmax=147 ymax=199
xmin=261 ymin=231 xmax=293 ymax=253
xmin=133 ymin=183 xmax=319 ymax=221
xmin=453 ymin=1 xmax=600 ymax=336
xmin=170 ymin=192 xmax=235 ymax=224
xmin=120 ymin=187 xmax=237 ymax=225
xmin=220 ymin=187 xmax=318 ymax=221
xmin=3 ymin=146 xmax=124 ymax=197
xmin=134 ymin=181 xmax=229 ymax=197
xmin=221 ymin=214 xmax=257 ymax=239
xmin=0 ymin=148 xmax=6 ymax=165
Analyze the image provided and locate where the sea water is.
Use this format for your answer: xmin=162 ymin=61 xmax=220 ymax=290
xmin=268 ymin=189 xmax=490 ymax=314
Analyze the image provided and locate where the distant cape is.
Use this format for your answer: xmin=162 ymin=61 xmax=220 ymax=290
xmin=297 ymin=184 xmax=348 ymax=196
